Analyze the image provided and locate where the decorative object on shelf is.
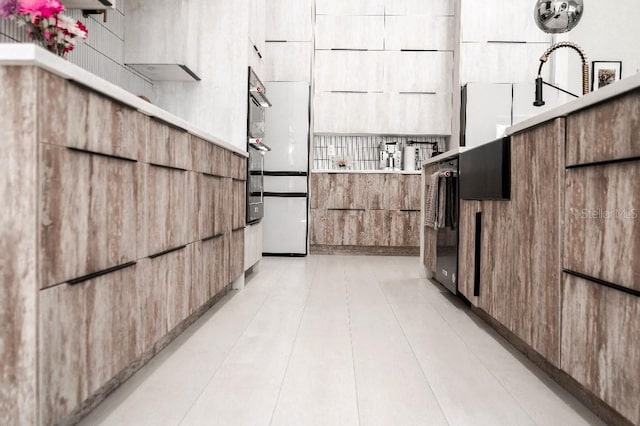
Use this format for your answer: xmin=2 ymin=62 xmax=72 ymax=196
xmin=591 ymin=61 xmax=622 ymax=91
xmin=333 ymin=155 xmax=353 ymax=169
xmin=534 ymin=0 xmax=583 ymax=34
xmin=0 ymin=0 xmax=88 ymax=57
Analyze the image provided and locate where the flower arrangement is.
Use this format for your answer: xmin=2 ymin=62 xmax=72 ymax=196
xmin=0 ymin=0 xmax=88 ymax=56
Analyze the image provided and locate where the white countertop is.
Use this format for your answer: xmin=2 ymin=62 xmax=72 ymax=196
xmin=312 ymin=169 xmax=422 ymax=175
xmin=507 ymin=72 xmax=640 ymax=135
xmin=421 ymin=147 xmax=467 ymax=166
xmin=0 ymin=44 xmax=247 ymax=157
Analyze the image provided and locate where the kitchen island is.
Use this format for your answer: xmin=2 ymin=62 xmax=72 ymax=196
xmin=423 ymin=73 xmax=640 ymax=425
xmin=0 ymin=44 xmax=248 ymax=426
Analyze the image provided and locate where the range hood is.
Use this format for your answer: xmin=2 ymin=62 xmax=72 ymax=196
xmin=64 ymin=0 xmax=114 ymax=9
xmin=126 ymin=64 xmax=201 ymax=82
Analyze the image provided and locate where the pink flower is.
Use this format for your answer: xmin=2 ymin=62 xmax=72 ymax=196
xmin=0 ymin=0 xmax=19 ymax=17
xmin=18 ymin=0 xmax=65 ymax=18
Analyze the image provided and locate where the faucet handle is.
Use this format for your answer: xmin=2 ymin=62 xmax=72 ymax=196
xmin=534 ymin=76 xmax=546 ymax=107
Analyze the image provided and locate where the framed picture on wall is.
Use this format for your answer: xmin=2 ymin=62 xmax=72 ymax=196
xmin=591 ymin=61 xmax=622 ymax=91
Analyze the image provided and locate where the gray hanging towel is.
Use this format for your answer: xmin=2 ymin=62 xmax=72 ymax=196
xmin=425 ymin=171 xmax=440 ymax=229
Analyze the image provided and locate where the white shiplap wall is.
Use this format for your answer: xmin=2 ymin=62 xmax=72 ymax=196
xmin=0 ymin=1 xmax=153 ymax=98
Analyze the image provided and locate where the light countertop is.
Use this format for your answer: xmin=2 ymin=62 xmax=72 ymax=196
xmin=0 ymin=44 xmax=247 ymax=157
xmin=421 ymin=147 xmax=467 ymax=166
xmin=507 ymin=72 xmax=640 ymax=136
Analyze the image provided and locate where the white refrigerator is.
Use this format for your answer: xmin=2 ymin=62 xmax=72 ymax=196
xmin=262 ymin=81 xmax=310 ymax=256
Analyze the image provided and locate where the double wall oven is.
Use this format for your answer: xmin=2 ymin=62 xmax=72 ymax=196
xmin=247 ymin=68 xmax=271 ymax=224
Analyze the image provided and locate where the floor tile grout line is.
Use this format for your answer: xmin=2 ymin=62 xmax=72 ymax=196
xmin=267 ymin=258 xmax=319 ymax=426
xmin=417 ymin=278 xmax=557 ymax=426
xmin=176 ymin=260 xmax=290 ymax=426
xmin=364 ymin=257 xmax=451 ymax=426
xmin=343 ymin=256 xmax=362 ymax=426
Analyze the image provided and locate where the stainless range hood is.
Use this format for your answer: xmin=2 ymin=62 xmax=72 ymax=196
xmin=126 ymin=64 xmax=201 ymax=82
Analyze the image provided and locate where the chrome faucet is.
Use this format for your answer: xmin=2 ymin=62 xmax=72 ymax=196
xmin=534 ymin=41 xmax=589 ymax=107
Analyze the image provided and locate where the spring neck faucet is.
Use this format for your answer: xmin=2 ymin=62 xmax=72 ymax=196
xmin=534 ymin=41 xmax=589 ymax=107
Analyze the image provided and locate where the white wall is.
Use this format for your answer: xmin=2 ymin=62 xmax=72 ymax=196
xmin=557 ymin=1 xmax=640 ymax=96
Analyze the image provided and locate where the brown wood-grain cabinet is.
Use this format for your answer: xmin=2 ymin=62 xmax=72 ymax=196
xmin=310 ymin=172 xmax=420 ymax=254
xmin=1 ymin=65 xmax=248 ymax=426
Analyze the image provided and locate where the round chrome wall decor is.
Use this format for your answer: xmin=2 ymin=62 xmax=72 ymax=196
xmin=534 ymin=0 xmax=584 ymax=33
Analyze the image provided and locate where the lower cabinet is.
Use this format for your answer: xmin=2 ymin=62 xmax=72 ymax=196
xmin=39 ymin=264 xmax=141 ymax=426
xmin=230 ymin=229 xmax=245 ymax=282
xmin=561 ymin=274 xmax=640 ymax=426
xmin=457 ymin=200 xmax=481 ymax=304
xmin=310 ymin=173 xmax=421 ymax=252
xmin=200 ymin=236 xmax=228 ymax=298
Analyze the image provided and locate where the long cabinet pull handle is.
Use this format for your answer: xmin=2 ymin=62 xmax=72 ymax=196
xmin=67 ymin=147 xmax=137 ymax=163
xmin=473 ymin=212 xmax=482 ymax=297
xmin=149 ymin=163 xmax=187 ymax=172
xmin=563 ymin=269 xmax=640 ymax=298
xmin=202 ymin=234 xmax=223 ymax=242
xmin=148 ymin=245 xmax=187 ymax=259
xmin=67 ymin=261 xmax=137 ymax=286
xmin=327 ymin=208 xmax=365 ymax=211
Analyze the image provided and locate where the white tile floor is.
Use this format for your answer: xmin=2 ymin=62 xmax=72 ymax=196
xmin=80 ymin=256 xmax=604 ymax=426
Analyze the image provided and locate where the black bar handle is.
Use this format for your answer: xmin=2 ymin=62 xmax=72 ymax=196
xmin=148 ymin=245 xmax=186 ymax=259
xmin=67 ymin=261 xmax=137 ymax=286
xmin=473 ymin=212 xmax=482 ymax=297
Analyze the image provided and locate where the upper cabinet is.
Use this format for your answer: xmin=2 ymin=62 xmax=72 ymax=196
xmin=63 ymin=0 xmax=115 ymax=9
xmin=460 ymin=0 xmax=550 ymax=42
xmin=316 ymin=0 xmax=384 ymax=16
xmin=249 ymin=0 xmax=266 ymax=56
xmin=125 ymin=0 xmax=200 ymax=81
xmin=315 ymin=15 xmax=384 ymax=50
xmin=385 ymin=0 xmax=454 ymax=16
xmin=266 ymin=0 xmax=312 ymax=41
xmin=385 ymin=15 xmax=455 ymax=51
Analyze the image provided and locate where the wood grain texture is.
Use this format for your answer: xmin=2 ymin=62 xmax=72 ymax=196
xmin=197 ymin=173 xmax=226 ymax=239
xmin=39 ymin=265 xmax=141 ymax=426
xmin=230 ymin=229 xmax=245 ymax=283
xmin=510 ymin=118 xmax=564 ymax=366
xmin=311 ymin=209 xmax=390 ymax=246
xmin=232 ymin=179 xmax=246 ymax=231
xmin=200 ymin=235 xmax=227 ymax=299
xmin=566 ymin=89 xmax=640 ymax=166
xmin=561 ymin=274 xmax=640 ymax=425
xmin=310 ymin=245 xmax=419 ymax=256
xmin=0 ymin=65 xmax=38 ymax=426
xmin=457 ymin=200 xmax=481 ymax=305
xmin=389 ymin=210 xmax=420 ymax=247
xmin=40 ymin=145 xmax=138 ymax=288
xmin=564 ymin=162 xmax=640 ymax=291
xmin=310 ymin=173 xmax=329 ymax=209
xmin=244 ymin=222 xmax=263 ymax=270
xmin=138 ymin=164 xmax=189 ymax=258
xmin=190 ymin=136 xmax=228 ymax=177
xmin=147 ymin=119 xmax=191 ymax=170
xmin=38 ymin=70 xmax=147 ymax=161
xmin=387 ymin=174 xmax=421 ymax=210
xmin=146 ymin=248 xmax=190 ymax=333
xmin=231 ymin=153 xmax=247 ymax=181
xmin=186 ymin=242 xmax=209 ymax=315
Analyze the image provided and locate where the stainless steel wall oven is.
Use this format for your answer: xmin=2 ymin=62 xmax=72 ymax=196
xmin=246 ymin=68 xmax=271 ymax=224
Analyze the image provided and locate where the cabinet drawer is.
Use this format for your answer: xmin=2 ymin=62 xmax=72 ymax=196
xmin=387 ymin=174 xmax=421 ymax=210
xmin=199 ymin=235 xmax=228 ymax=299
xmin=385 ymin=16 xmax=455 ymax=51
xmin=231 ymin=154 xmax=247 ymax=181
xmin=39 ymin=263 xmax=141 ymax=426
xmin=315 ymin=50 xmax=384 ymax=93
xmin=39 ymin=145 xmax=138 ymax=288
xmin=39 ymin=71 xmax=146 ymax=161
xmin=564 ymin=163 xmax=640 ymax=291
xmin=566 ymin=89 xmax=640 ymax=166
xmin=230 ymin=229 xmax=245 ymax=282
xmin=190 ymin=136 xmax=230 ymax=177
xmin=311 ymin=209 xmax=389 ymax=246
xmin=315 ymin=15 xmax=384 ymax=50
xmin=561 ymin=274 xmax=640 ymax=425
xmin=198 ymin=174 xmax=228 ymax=239
xmin=146 ymin=119 xmax=191 ymax=170
xmin=138 ymin=164 xmax=192 ymax=258
xmin=232 ymin=179 xmax=246 ymax=230
xmin=389 ymin=210 xmax=420 ymax=247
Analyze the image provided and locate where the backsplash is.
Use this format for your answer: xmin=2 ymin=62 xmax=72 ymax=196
xmin=313 ymin=135 xmax=447 ymax=171
xmin=0 ymin=2 xmax=153 ymax=99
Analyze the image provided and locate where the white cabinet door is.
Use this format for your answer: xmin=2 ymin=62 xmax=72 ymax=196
xmin=315 ymin=50 xmax=384 ymax=92
xmin=463 ymin=83 xmax=512 ymax=148
xmin=316 ymin=0 xmax=384 ymax=15
xmin=265 ymin=42 xmax=312 ymax=82
xmin=315 ymin=15 xmax=384 ymax=50
xmin=385 ymin=16 xmax=455 ymax=51
xmin=264 ymin=82 xmax=310 ymax=172
xmin=460 ymin=42 xmax=551 ymax=84
xmin=384 ymin=51 xmax=453 ymax=93
xmin=461 ymin=0 xmax=550 ymax=42
xmin=385 ymin=0 xmax=454 ymax=16
xmin=263 ymin=195 xmax=307 ymax=255
xmin=265 ymin=0 xmax=312 ymax=41
xmin=384 ymin=93 xmax=452 ymax=135
xmin=313 ymin=92 xmax=385 ymax=134
xmin=249 ymin=0 xmax=266 ymax=53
